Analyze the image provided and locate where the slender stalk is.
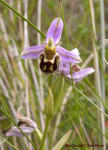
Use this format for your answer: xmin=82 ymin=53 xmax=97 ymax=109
xmin=37 ymin=0 xmax=45 ymax=133
xmin=23 ymin=0 xmax=31 ymax=149
xmin=0 ymin=0 xmax=46 ymax=38
xmin=99 ymin=0 xmax=106 ymax=149
xmin=55 ymin=106 xmax=95 ymax=128
xmin=17 ymin=1 xmax=24 ymax=49
xmin=84 ymin=78 xmax=108 ymax=111
xmin=59 ymin=0 xmax=69 ymax=50
xmin=70 ymin=119 xmax=84 ymax=143
xmin=34 ymin=129 xmax=46 ymax=150
xmin=48 ymin=74 xmax=52 ymax=87
xmin=0 ymin=94 xmax=10 ymax=115
xmin=0 ymin=137 xmax=8 ymax=146
xmin=73 ymin=86 xmax=108 ymax=118
xmin=0 ymin=80 xmax=17 ymax=120
xmin=23 ymin=0 xmax=29 ymax=117
xmin=39 ymin=118 xmax=50 ymax=150
xmin=0 ymin=13 xmax=18 ymax=90
xmin=0 ymin=35 xmax=25 ymax=87
xmin=0 ymin=136 xmax=19 ymax=150
xmin=88 ymin=0 xmax=108 ymax=91
xmin=89 ymin=0 xmax=102 ymax=143
xmin=9 ymin=0 xmax=13 ymax=21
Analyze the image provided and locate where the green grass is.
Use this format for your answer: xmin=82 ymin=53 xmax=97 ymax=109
xmin=0 ymin=0 xmax=108 ymax=150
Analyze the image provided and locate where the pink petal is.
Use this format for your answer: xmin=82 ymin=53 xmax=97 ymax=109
xmin=66 ymin=68 xmax=95 ymax=82
xmin=46 ymin=18 xmax=63 ymax=44
xmin=56 ymin=46 xmax=82 ymax=64
xmin=17 ymin=108 xmax=37 ymax=129
xmin=3 ymin=126 xmax=34 ymax=137
xmin=20 ymin=45 xmax=45 ymax=59
xmin=59 ymin=61 xmax=70 ymax=75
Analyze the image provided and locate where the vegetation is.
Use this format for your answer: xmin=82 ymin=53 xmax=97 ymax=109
xmin=0 ymin=0 xmax=108 ymax=150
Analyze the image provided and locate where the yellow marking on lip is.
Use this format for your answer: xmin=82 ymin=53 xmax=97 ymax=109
xmin=42 ymin=65 xmax=47 ymax=71
xmin=49 ymin=65 xmax=53 ymax=72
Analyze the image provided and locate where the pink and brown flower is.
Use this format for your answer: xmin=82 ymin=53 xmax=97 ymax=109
xmin=2 ymin=108 xmax=37 ymax=137
xmin=20 ymin=18 xmax=82 ymax=73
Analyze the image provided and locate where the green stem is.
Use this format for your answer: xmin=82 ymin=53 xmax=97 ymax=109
xmin=100 ymin=0 xmax=105 ymax=102
xmin=39 ymin=118 xmax=50 ymax=150
xmin=84 ymin=78 xmax=108 ymax=110
xmin=0 ymin=94 xmax=11 ymax=116
xmin=73 ymin=85 xmax=108 ymax=118
xmin=99 ymin=0 xmax=106 ymax=149
xmin=59 ymin=0 xmax=69 ymax=50
xmin=34 ymin=129 xmax=46 ymax=150
xmin=48 ymin=74 xmax=52 ymax=87
xmin=0 ymin=0 xmax=46 ymax=38
xmin=0 ymin=136 xmax=19 ymax=150
xmin=88 ymin=0 xmax=108 ymax=92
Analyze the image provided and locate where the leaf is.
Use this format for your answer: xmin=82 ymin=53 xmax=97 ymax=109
xmin=52 ymin=128 xmax=73 ymax=150
xmin=51 ymin=75 xmax=65 ymax=113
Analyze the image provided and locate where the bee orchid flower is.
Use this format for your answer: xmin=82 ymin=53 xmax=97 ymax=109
xmin=59 ymin=49 xmax=95 ymax=82
xmin=2 ymin=108 xmax=37 ymax=137
xmin=20 ymin=18 xmax=82 ymax=73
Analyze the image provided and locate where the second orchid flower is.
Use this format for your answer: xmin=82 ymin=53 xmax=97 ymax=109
xmin=2 ymin=108 xmax=37 ymax=137
xmin=59 ymin=49 xmax=95 ymax=82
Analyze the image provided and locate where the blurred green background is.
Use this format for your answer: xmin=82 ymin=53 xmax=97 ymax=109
xmin=0 ymin=0 xmax=108 ymax=150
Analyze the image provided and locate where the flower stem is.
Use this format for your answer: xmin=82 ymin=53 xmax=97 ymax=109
xmin=39 ymin=118 xmax=50 ymax=150
xmin=34 ymin=129 xmax=46 ymax=150
xmin=59 ymin=0 xmax=69 ymax=51
xmin=48 ymin=74 xmax=52 ymax=87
